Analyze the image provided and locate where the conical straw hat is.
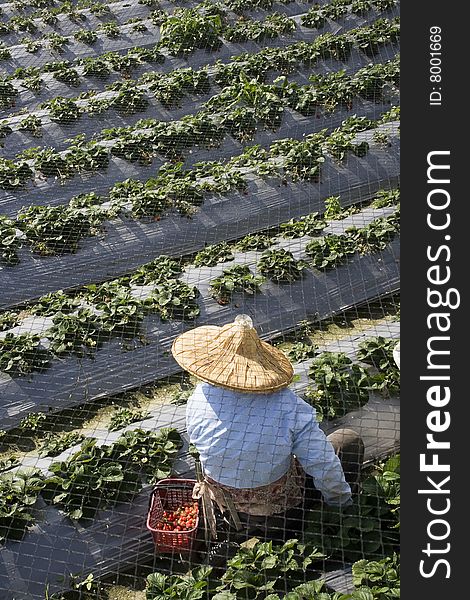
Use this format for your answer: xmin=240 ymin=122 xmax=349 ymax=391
xmin=171 ymin=315 xmax=294 ymax=393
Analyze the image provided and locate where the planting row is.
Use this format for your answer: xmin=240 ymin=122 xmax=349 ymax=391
xmin=0 ymin=0 xmax=151 ymax=45
xmin=0 ymin=15 xmax=399 ymax=115
xmin=0 ymin=111 xmax=398 ymax=267
xmin=0 ymin=0 xmax=397 ymax=54
xmin=0 ymin=199 xmax=400 ymax=383
xmin=0 ymin=132 xmax=399 ymax=315
xmin=0 ymin=44 xmax=399 ymax=156
xmin=139 ymin=548 xmax=399 ymax=600
xmin=0 ymin=59 xmax=398 ymax=197
xmin=0 ymin=6 xmax=388 ymax=78
xmin=0 ymin=426 xmax=182 ymax=543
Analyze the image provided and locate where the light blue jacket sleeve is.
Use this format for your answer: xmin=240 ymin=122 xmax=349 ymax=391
xmin=292 ymin=397 xmax=352 ymax=506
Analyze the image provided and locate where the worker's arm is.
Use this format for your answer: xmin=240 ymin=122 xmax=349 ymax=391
xmin=292 ymin=398 xmax=352 ymax=507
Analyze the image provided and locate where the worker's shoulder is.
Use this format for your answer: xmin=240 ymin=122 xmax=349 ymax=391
xmin=269 ymin=386 xmax=304 ymax=407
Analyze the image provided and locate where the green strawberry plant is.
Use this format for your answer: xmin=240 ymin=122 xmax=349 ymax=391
xmin=42 ymin=438 xmax=142 ymax=520
xmin=224 ymin=12 xmax=296 ymax=43
xmin=46 ymin=310 xmax=102 ymax=356
xmin=74 ymin=29 xmax=98 ymax=45
xmin=0 ymin=216 xmax=21 ymax=265
xmin=370 ymin=189 xmax=400 ymax=209
xmin=30 ymin=291 xmax=82 ymax=317
xmin=0 ymin=456 xmax=20 ymax=474
xmin=108 ymin=408 xmax=150 ymax=432
xmin=66 ymin=141 xmax=110 ymax=174
xmin=17 ymin=206 xmax=95 ymax=255
xmin=18 ymin=115 xmax=43 ymax=137
xmin=0 ymin=158 xmax=33 ymax=190
xmin=143 ymin=67 xmax=210 ymax=109
xmin=357 ymin=337 xmax=400 ymax=396
xmin=22 ymin=38 xmax=43 ymax=55
xmin=236 ymin=234 xmax=273 ymax=252
xmin=0 ymin=468 xmax=45 ymax=542
xmin=0 ymin=311 xmax=20 ymax=332
xmin=258 ymin=248 xmax=306 ymax=282
xmin=215 ymin=539 xmax=324 ymax=599
xmin=304 ymin=454 xmax=400 ymax=562
xmin=0 ymin=78 xmax=19 ymax=108
xmin=94 ymin=289 xmax=145 ymax=337
xmin=44 ymin=62 xmax=81 ymax=87
xmin=79 ymin=56 xmax=111 ymax=78
xmin=0 ymin=122 xmax=13 ymax=143
xmin=194 ymin=243 xmax=234 ymax=267
xmin=305 ymin=351 xmax=371 ymax=420
xmin=0 ymin=334 xmax=50 ymax=376
xmin=46 ymin=97 xmax=81 ymax=124
xmin=159 ymin=8 xmax=223 ymax=55
xmin=347 ymin=210 xmax=400 ymax=255
xmin=109 ymin=85 xmax=150 ymax=115
xmin=279 ymin=213 xmax=327 ymax=239
xmin=210 ymin=264 xmax=265 ymax=305
xmin=46 ymin=33 xmax=69 ymax=53
xmin=270 ymin=132 xmax=326 ymax=181
xmin=13 ymin=66 xmax=42 ymax=92
xmin=0 ymin=43 xmax=11 ymax=61
xmin=325 ymin=131 xmax=370 ymax=161
xmin=353 ymin=17 xmax=400 ymax=56
xmin=19 ymin=411 xmax=47 ymax=433
xmin=39 ymin=432 xmax=87 ymax=458
xmin=19 ymin=147 xmax=71 ymax=180
xmin=146 ymin=567 xmax=212 ymax=600
xmin=106 ymin=427 xmax=183 ymax=483
xmin=100 ymin=20 xmax=121 ymax=38
xmin=129 ymin=256 xmax=183 ymax=286
xmin=285 ymin=341 xmax=318 ymax=362
xmin=352 ymin=553 xmax=400 ymax=600
xmin=323 ymin=196 xmax=356 ymax=220
xmin=306 ymin=234 xmax=357 ymax=270
xmin=147 ymin=280 xmax=201 ymax=321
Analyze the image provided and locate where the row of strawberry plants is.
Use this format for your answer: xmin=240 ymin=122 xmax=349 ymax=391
xmin=0 ymin=15 xmax=399 ymax=108
xmin=0 ymin=55 xmax=398 ymax=183
xmin=0 ymin=426 xmax=182 ymax=542
xmin=143 ymin=545 xmax=398 ymax=600
xmin=0 ymin=0 xmax=394 ymax=50
xmin=5 ymin=20 xmax=398 ymax=111
xmin=206 ymin=206 xmax=399 ymax=305
xmin=0 ymin=48 xmax=399 ymax=161
xmin=0 ymin=314 xmax=398 ymax=464
xmin=0 ymin=203 xmax=399 ymax=378
xmin=49 ymin=451 xmax=398 ymax=598
xmin=1 ymin=8 xmax=297 ymax=65
xmin=0 ymin=111 xmax=398 ymax=262
xmin=49 ymin=532 xmax=399 ymax=599
xmin=0 ymin=0 xmax=148 ymax=42
xmin=301 ymin=0 xmax=397 ymax=29
xmin=0 ymin=16 xmax=155 ymax=55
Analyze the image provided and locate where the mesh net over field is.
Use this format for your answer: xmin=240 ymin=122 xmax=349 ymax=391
xmin=0 ymin=1 xmax=400 ymax=598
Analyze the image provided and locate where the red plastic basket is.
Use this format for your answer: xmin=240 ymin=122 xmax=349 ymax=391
xmin=146 ymin=478 xmax=200 ymax=553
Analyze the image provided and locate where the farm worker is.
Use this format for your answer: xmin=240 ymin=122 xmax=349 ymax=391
xmin=171 ymin=314 xmax=364 ymax=530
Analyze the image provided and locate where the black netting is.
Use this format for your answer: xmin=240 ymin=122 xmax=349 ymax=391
xmin=0 ymin=1 xmax=400 ymax=598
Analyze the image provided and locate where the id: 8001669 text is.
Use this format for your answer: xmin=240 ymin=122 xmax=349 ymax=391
xmin=429 ymin=26 xmax=443 ymax=106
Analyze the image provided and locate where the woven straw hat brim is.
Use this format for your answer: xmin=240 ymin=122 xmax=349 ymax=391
xmin=172 ymin=324 xmax=293 ymax=393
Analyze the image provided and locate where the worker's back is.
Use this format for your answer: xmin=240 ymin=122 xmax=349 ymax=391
xmin=186 ymin=382 xmax=308 ymax=488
